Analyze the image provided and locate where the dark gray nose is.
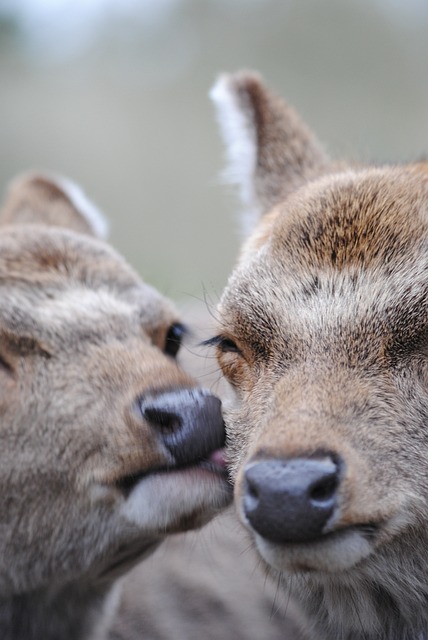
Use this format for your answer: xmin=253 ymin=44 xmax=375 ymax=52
xmin=140 ymin=388 xmax=225 ymax=466
xmin=243 ymin=457 xmax=340 ymax=543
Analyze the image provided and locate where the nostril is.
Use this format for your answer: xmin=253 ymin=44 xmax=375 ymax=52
xmin=246 ymin=479 xmax=259 ymax=500
xmin=143 ymin=408 xmax=182 ymax=435
xmin=309 ymin=474 xmax=338 ymax=505
xmin=244 ymin=476 xmax=260 ymax=512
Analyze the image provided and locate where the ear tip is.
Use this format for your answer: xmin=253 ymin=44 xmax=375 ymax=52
xmin=209 ymin=72 xmax=233 ymax=105
xmin=209 ymin=69 xmax=264 ymax=103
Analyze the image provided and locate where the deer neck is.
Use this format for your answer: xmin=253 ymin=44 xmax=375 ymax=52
xmin=0 ymin=580 xmax=117 ymax=640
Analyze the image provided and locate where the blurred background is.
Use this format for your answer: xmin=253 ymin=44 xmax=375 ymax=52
xmin=0 ymin=0 xmax=428 ymax=307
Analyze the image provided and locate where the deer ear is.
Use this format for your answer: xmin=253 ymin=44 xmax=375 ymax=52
xmin=210 ymin=71 xmax=329 ymax=234
xmin=0 ymin=172 xmax=108 ymax=239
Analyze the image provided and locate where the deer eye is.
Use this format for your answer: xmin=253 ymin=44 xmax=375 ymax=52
xmin=218 ymin=337 xmax=240 ymax=354
xmin=202 ymin=335 xmax=242 ymax=355
xmin=164 ymin=323 xmax=186 ymax=358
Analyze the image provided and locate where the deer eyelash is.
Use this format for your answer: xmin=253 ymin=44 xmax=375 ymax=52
xmin=201 ymin=335 xmax=242 ymax=354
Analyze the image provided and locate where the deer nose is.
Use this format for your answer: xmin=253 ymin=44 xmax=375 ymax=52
xmin=243 ymin=457 xmax=340 ymax=544
xmin=139 ymin=389 xmax=225 ymax=466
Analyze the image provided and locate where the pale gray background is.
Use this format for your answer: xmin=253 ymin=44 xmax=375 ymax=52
xmin=1 ymin=0 xmax=427 ymax=305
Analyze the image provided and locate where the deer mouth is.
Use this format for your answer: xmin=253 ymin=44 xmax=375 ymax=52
xmin=118 ymin=447 xmax=232 ymax=537
xmin=252 ymin=521 xmax=380 ymax=574
xmin=99 ymin=450 xmax=230 ymax=579
xmin=115 ymin=446 xmax=230 ymax=497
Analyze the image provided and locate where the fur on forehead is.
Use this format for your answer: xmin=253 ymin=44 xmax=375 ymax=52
xmin=0 ymin=225 xmax=136 ymax=291
xmin=219 ymin=166 xmax=428 ymax=350
xmin=267 ymin=166 xmax=428 ymax=272
xmin=0 ymin=172 xmax=108 ymax=239
xmin=0 ymin=227 xmax=178 ymax=344
xmin=233 ymin=165 xmax=428 ymax=272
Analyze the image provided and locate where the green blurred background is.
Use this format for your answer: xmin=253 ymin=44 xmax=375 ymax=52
xmin=1 ymin=0 xmax=427 ymax=305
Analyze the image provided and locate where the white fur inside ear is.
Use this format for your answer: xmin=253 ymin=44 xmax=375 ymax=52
xmin=210 ymin=74 xmax=260 ymax=234
xmin=54 ymin=175 xmax=109 ymax=240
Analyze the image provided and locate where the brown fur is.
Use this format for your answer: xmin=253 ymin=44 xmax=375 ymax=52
xmin=210 ymin=71 xmax=428 ymax=639
xmin=0 ymin=173 xmax=231 ymax=640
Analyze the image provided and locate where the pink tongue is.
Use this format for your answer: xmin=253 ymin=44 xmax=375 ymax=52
xmin=208 ymin=448 xmax=227 ymax=467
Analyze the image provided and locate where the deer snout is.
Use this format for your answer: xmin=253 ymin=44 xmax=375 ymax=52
xmin=139 ymin=389 xmax=226 ymax=466
xmin=243 ymin=457 xmax=341 ymax=544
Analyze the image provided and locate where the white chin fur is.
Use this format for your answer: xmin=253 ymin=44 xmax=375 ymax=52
xmin=210 ymin=74 xmax=260 ymax=235
xmin=120 ymin=468 xmax=229 ymax=533
xmin=254 ymin=528 xmax=373 ymax=573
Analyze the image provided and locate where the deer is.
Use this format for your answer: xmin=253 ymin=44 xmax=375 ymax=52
xmin=0 ymin=172 xmax=231 ymax=640
xmin=208 ymin=70 xmax=428 ymax=640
